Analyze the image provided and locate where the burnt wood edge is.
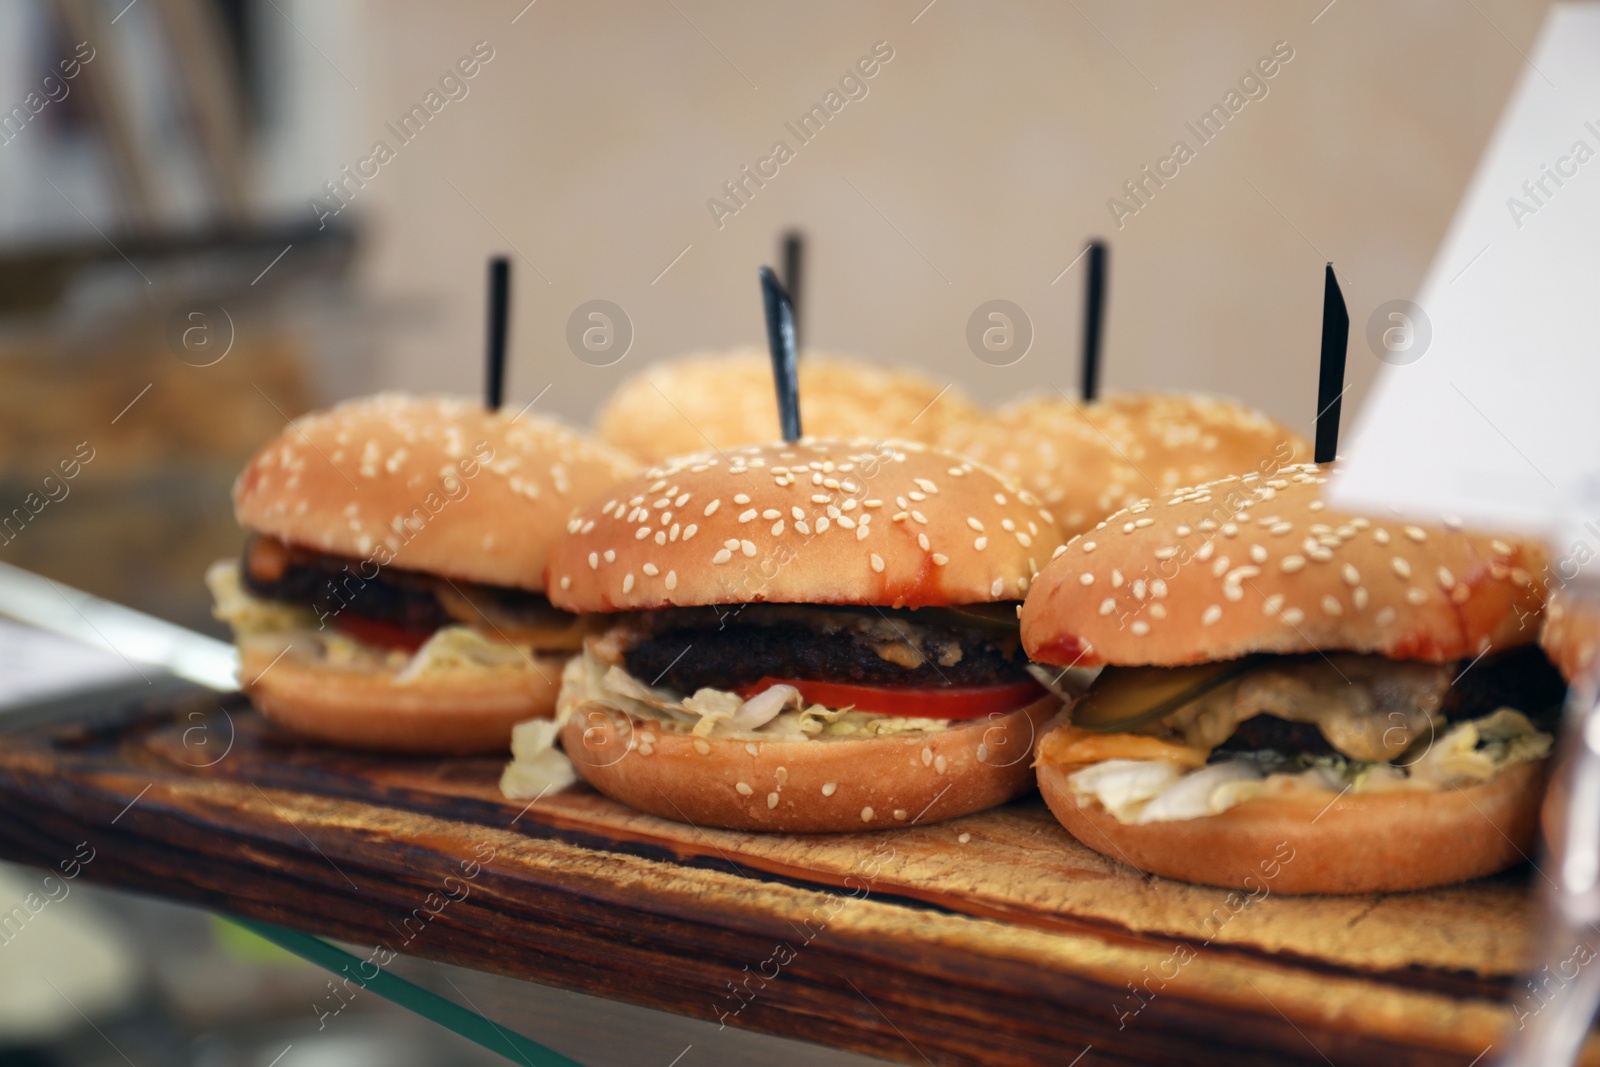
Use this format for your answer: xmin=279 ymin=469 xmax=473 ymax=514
xmin=113 ymin=702 xmax=1522 ymax=1009
xmin=0 ymin=756 xmax=1506 ymax=1067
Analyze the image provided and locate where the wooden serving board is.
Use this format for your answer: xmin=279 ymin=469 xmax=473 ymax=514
xmin=0 ymin=687 xmax=1589 ymax=1067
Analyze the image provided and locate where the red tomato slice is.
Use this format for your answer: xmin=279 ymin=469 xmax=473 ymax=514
xmin=736 ymin=676 xmax=1045 ymax=719
xmin=334 ymin=614 xmax=434 ymax=654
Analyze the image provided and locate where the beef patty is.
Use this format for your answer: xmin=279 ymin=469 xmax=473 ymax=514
xmin=619 ymin=604 xmax=1031 ymax=692
xmin=1210 ymin=645 xmax=1565 ymax=761
xmin=239 ymin=533 xmax=572 ymax=635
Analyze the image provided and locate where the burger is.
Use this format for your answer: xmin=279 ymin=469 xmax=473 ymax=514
xmin=1083 ymin=392 xmax=1309 ymax=497
xmin=938 ymin=398 xmax=1141 ymax=538
xmin=940 ymin=392 xmax=1308 ymax=539
xmin=209 ymin=393 xmax=637 ymax=753
xmin=594 ymin=348 xmax=979 ymax=464
xmin=524 ymin=437 xmax=1067 ymax=831
xmin=1020 ymin=463 xmax=1563 ymax=893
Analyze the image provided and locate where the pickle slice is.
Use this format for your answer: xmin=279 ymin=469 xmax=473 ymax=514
xmin=1072 ymin=657 xmax=1262 ymax=734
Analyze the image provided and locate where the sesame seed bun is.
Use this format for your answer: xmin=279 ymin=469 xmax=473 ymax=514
xmin=238 ymin=639 xmax=564 ymax=754
xmin=234 ymin=393 xmax=637 ymax=591
xmin=547 ymin=439 xmax=1064 ymax=612
xmin=563 ymin=694 xmax=1055 ymax=832
xmin=1036 ymin=755 xmax=1545 ymax=894
xmin=937 ymin=398 xmax=1143 ymax=539
xmin=1021 ymin=463 xmax=1546 ymax=669
xmin=593 ymin=349 xmax=979 ymax=464
xmin=1085 ymin=392 xmax=1311 ymax=498
xmin=1541 ymin=587 xmax=1599 ymax=683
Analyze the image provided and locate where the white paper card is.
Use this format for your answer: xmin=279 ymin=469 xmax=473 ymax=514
xmin=1332 ymin=3 xmax=1600 ymax=542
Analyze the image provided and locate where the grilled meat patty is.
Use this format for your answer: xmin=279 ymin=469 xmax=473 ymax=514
xmin=1207 ymin=646 xmax=1565 ymax=762
xmin=238 ymin=533 xmax=576 ymax=636
xmin=619 ymin=604 xmax=1031 ymax=692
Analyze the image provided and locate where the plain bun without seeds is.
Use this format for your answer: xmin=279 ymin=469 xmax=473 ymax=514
xmin=1022 ymin=463 xmax=1546 ymax=669
xmin=1037 ymin=757 xmax=1545 ymax=894
xmin=548 ymin=438 xmax=1065 ymax=612
xmin=564 ymin=695 xmax=1056 ymax=832
xmin=234 ymin=393 xmax=638 ymax=591
xmin=238 ymin=641 xmax=565 ymax=754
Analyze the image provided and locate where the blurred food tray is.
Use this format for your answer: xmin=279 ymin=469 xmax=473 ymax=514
xmin=0 ymin=688 xmax=1587 ymax=1067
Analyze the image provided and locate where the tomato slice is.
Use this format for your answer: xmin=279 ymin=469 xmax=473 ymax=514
xmin=334 ymin=613 xmax=434 ymax=654
xmin=736 ymin=676 xmax=1045 ymax=719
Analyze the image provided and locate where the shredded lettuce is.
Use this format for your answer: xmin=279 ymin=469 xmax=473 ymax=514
xmin=565 ymin=643 xmax=956 ymax=741
xmin=1068 ymin=707 xmax=1552 ymax=825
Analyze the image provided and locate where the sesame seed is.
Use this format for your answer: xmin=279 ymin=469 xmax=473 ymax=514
xmin=622 ymin=573 xmax=635 ymax=593
xmin=1269 ymin=522 xmax=1294 ymax=536
xmin=693 ymin=738 xmax=711 ymax=755
xmin=736 ymin=782 xmax=753 ymax=796
xmin=932 ymin=553 xmax=949 ymax=566
xmin=1307 ymin=547 xmax=1333 ymax=562
xmin=1404 ymin=525 xmax=1428 ymax=543
xmin=991 ymin=578 xmax=1004 ymax=597
xmin=734 ymin=494 xmax=750 ymax=505
xmin=588 ymin=552 xmax=599 ymax=570
xmin=559 ymin=575 xmax=571 ymax=590
xmin=643 ymin=563 xmax=659 ymax=576
xmin=665 ymin=571 xmax=677 ymax=590
xmin=704 ymin=500 xmax=720 ymax=516
xmin=1263 ymin=594 xmax=1285 ymax=615
xmin=1098 ymin=597 xmax=1117 ymax=616
xmin=1082 ymin=541 xmax=1097 ymax=553
xmin=712 ymin=548 xmax=732 ymax=564
xmin=1392 ymin=557 xmax=1412 ymax=579
xmin=1281 ymin=607 xmax=1305 ymax=625
xmin=683 ymin=524 xmax=698 ymax=541
xmin=1352 ymin=586 xmax=1368 ymax=610
xmin=1280 ymin=555 xmax=1306 ymax=574
xmin=635 ymin=527 xmax=652 ymax=540
xmin=934 ymin=754 xmax=949 ymax=774
xmin=767 ymin=792 xmax=780 ymax=809
xmin=1406 ymin=587 xmax=1428 ymax=605
xmin=918 ymin=532 xmax=931 ymax=551
xmin=816 ymin=516 xmax=830 ymax=533
xmin=967 ymin=517 xmax=985 ymax=531
xmin=861 ymin=807 xmax=874 ymax=822
xmin=604 ymin=549 xmax=616 ymax=563
xmin=1321 ymin=595 xmax=1342 ymax=616
xmin=870 ymin=553 xmax=885 ymax=573
xmin=1437 ymin=567 xmax=1456 ymax=590
xmin=1342 ymin=564 xmax=1361 ymax=586
xmin=1249 ymin=545 xmax=1268 ymax=564
xmin=1079 ymin=573 xmax=1095 ymax=586
xmin=822 ymin=782 xmax=838 ymax=796
xmin=1490 ymin=539 xmax=1513 ymax=558
xmin=1375 ymin=606 xmax=1397 ymax=626
xmin=975 ymin=537 xmax=988 ymax=551
xmin=1130 ymin=620 xmax=1150 ymax=636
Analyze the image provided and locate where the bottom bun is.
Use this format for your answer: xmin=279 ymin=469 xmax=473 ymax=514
xmin=239 ymin=643 xmax=565 ymax=755
xmin=1038 ymin=759 xmax=1546 ymax=894
xmin=561 ymin=696 xmax=1057 ymax=832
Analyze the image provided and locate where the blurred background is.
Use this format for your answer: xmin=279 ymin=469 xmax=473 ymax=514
xmin=0 ymin=0 xmax=1558 ymax=1062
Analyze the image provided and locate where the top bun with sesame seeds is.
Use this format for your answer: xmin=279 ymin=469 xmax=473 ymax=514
xmin=1022 ymin=463 xmax=1562 ymax=895
xmin=1083 ymin=393 xmax=1311 ymax=502
xmin=593 ymin=349 xmax=981 ymax=465
xmin=1021 ymin=462 xmax=1545 ymax=669
xmin=548 ymin=437 xmax=1063 ymax=612
xmin=937 ymin=397 xmax=1144 ymax=539
xmin=1541 ymin=587 xmax=1599 ymax=683
xmin=234 ymin=393 xmax=638 ymax=591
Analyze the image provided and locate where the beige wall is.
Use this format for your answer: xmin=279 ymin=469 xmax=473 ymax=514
xmin=340 ymin=0 xmax=1552 ymax=440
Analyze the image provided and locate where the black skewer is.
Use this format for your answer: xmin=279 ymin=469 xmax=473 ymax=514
xmin=1081 ymin=240 xmax=1107 ymax=402
xmin=781 ymin=230 xmax=804 ymax=353
xmin=759 ymin=266 xmax=801 ymax=442
xmin=484 ymin=255 xmax=510 ymax=411
xmin=1315 ymin=262 xmax=1349 ymax=464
